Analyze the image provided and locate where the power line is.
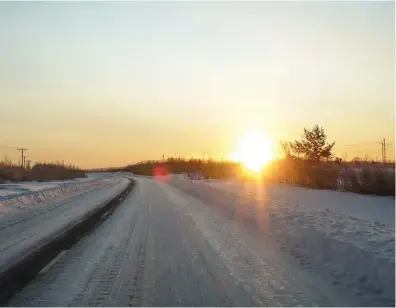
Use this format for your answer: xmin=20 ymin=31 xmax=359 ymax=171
xmin=17 ymin=148 xmax=28 ymax=168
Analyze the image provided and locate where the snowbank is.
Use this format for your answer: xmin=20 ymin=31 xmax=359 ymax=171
xmin=170 ymin=178 xmax=395 ymax=306
xmin=199 ymin=179 xmax=395 ymax=226
xmin=0 ymin=175 xmax=116 ymax=218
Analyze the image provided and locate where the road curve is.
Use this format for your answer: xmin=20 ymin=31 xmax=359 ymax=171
xmin=9 ymin=177 xmax=348 ymax=306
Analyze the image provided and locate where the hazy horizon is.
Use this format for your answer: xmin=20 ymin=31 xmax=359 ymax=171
xmin=1 ymin=1 xmax=394 ymax=168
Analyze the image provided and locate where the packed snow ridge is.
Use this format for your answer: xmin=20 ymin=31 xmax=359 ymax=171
xmin=0 ymin=174 xmax=117 ymax=218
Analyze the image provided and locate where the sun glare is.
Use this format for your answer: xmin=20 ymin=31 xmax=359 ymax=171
xmin=232 ymin=131 xmax=275 ymax=172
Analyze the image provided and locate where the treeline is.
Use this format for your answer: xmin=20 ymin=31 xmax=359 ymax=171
xmin=264 ymin=159 xmax=339 ymax=189
xmin=263 ymin=158 xmax=394 ymax=196
xmin=122 ymin=156 xmax=394 ymax=196
xmin=124 ymin=157 xmax=242 ymax=179
xmin=121 ymin=125 xmax=394 ymax=197
xmin=0 ymin=161 xmax=86 ymax=183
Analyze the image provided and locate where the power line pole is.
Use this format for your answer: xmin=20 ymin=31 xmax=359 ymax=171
xmin=379 ymin=138 xmax=391 ymax=163
xmin=17 ymin=148 xmax=28 ymax=168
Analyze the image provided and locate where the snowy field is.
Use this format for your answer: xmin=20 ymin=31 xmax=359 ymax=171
xmin=170 ymin=177 xmax=395 ymax=306
xmin=200 ymin=178 xmax=395 ymax=226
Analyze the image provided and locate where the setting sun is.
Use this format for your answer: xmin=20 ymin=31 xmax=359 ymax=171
xmin=231 ymin=131 xmax=275 ymax=172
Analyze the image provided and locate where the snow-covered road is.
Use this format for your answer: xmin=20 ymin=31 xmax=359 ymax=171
xmin=0 ymin=176 xmax=129 ymax=272
xmin=10 ymin=176 xmax=391 ymax=306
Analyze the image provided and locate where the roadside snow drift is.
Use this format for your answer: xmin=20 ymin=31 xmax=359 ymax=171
xmin=0 ymin=175 xmax=130 ymax=278
xmin=170 ymin=178 xmax=395 ymax=306
xmin=0 ymin=175 xmax=116 ymax=218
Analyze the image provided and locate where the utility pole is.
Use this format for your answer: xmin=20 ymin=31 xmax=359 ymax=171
xmin=17 ymin=148 xmax=28 ymax=168
xmin=24 ymin=156 xmax=27 ymax=168
xmin=379 ymin=138 xmax=391 ymax=163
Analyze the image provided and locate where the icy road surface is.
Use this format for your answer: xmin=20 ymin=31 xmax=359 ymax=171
xmin=0 ymin=176 xmax=129 ymax=271
xmin=9 ymin=177 xmax=383 ymax=307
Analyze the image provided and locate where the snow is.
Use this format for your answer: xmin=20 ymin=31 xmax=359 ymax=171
xmin=169 ymin=177 xmax=395 ymax=306
xmin=9 ymin=177 xmax=337 ymax=306
xmin=199 ymin=179 xmax=395 ymax=226
xmin=0 ymin=174 xmax=116 ymax=218
xmin=7 ymin=177 xmax=395 ymax=306
xmin=0 ymin=175 xmax=130 ymax=273
xmin=0 ymin=173 xmax=105 ymax=198
xmin=0 ymin=190 xmax=15 ymax=197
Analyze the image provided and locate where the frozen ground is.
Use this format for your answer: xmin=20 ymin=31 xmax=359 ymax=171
xmin=170 ymin=177 xmax=395 ymax=306
xmin=0 ymin=175 xmax=129 ymax=274
xmin=9 ymin=176 xmax=395 ymax=306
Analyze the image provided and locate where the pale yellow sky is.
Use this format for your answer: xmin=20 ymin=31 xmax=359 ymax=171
xmin=0 ymin=2 xmax=394 ymax=168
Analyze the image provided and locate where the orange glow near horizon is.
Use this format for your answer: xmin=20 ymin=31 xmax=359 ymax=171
xmin=231 ymin=131 xmax=275 ymax=173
